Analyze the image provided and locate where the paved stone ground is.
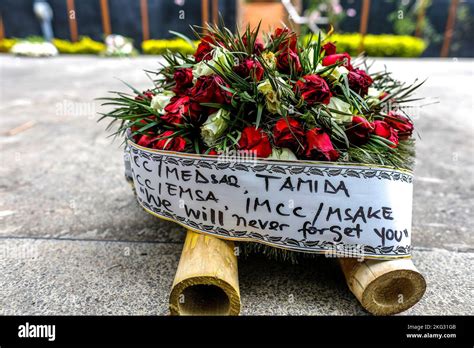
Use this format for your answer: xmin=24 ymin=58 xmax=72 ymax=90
xmin=0 ymin=56 xmax=473 ymax=315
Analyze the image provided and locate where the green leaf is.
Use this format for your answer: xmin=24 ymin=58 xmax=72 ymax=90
xmin=255 ymin=103 xmax=263 ymax=129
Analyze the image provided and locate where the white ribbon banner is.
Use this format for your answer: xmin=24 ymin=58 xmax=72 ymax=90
xmin=127 ymin=142 xmax=413 ymax=259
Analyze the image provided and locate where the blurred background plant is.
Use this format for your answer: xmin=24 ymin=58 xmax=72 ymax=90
xmin=304 ymin=32 xmax=426 ymax=57
xmin=303 ymin=0 xmax=346 ymax=33
xmin=449 ymin=0 xmax=473 ymax=56
xmin=387 ymin=0 xmax=442 ymax=48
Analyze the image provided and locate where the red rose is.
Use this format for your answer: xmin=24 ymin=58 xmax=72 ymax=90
xmin=162 ymin=96 xmax=203 ymax=126
xmin=303 ymin=128 xmax=340 ymax=161
xmin=322 ymin=42 xmax=337 ymax=55
xmin=272 ymin=28 xmax=300 ymax=74
xmin=385 ymin=111 xmax=413 ymax=140
xmin=162 ymin=96 xmax=189 ymax=125
xmin=188 ymin=98 xmax=204 ymax=122
xmin=194 ymin=40 xmax=212 ymax=62
xmin=295 ymin=74 xmax=332 ymax=106
xmin=322 ymin=53 xmax=353 ymax=70
xmin=172 ymin=68 xmax=194 ymax=94
xmin=373 ymin=120 xmax=399 ymax=148
xmin=191 ymin=75 xmax=231 ymax=105
xmin=136 ymin=134 xmax=155 ymax=148
xmin=233 ymin=58 xmax=264 ymax=81
xmin=346 ymin=116 xmax=373 ymax=146
xmin=194 ymin=35 xmax=217 ymax=62
xmin=153 ymin=130 xmax=186 ymax=152
xmin=273 ymin=117 xmax=305 ymax=150
xmin=242 ymin=34 xmax=264 ymax=54
xmin=238 ymin=126 xmax=272 ymax=158
xmin=135 ymin=90 xmax=154 ymax=101
xmin=272 ymin=27 xmax=297 ymax=52
xmin=348 ymin=69 xmax=373 ymax=97
xmin=277 ymin=48 xmax=302 ymax=74
xmin=272 ymin=27 xmax=291 ymax=39
xmin=131 ymin=118 xmax=155 ymax=134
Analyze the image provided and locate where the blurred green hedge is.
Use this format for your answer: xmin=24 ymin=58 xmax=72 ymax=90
xmin=142 ymin=39 xmax=197 ymax=55
xmin=0 ymin=37 xmax=105 ymax=54
xmin=0 ymin=38 xmax=17 ymax=52
xmin=308 ymin=33 xmax=427 ymax=57
xmin=1 ymin=33 xmax=427 ymax=57
xmin=142 ymin=34 xmax=426 ymax=57
xmin=52 ymin=37 xmax=105 ymax=54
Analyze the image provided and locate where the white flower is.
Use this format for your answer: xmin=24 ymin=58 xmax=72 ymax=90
xmin=367 ymin=87 xmax=383 ymax=98
xmin=333 ymin=66 xmax=349 ymax=79
xmin=308 ymin=47 xmax=316 ymax=67
xmin=11 ymin=42 xmax=58 ymax=57
xmin=104 ymin=34 xmax=135 ymax=56
xmin=193 ymin=60 xmax=214 ymax=78
xmin=201 ymin=109 xmax=230 ymax=146
xmin=327 ymin=97 xmax=352 ymax=123
xmin=269 ymin=147 xmax=297 ymax=160
xmin=261 ymin=51 xmax=277 ymax=70
xmin=317 ymin=64 xmax=349 ymax=81
xmin=257 ymin=79 xmax=282 ymax=115
xmin=193 ymin=46 xmax=233 ymax=79
xmin=150 ymin=91 xmax=174 ymax=114
xmin=367 ymin=87 xmax=384 ymax=106
xmin=113 ymin=35 xmax=126 ymax=48
xmin=121 ymin=43 xmax=133 ymax=55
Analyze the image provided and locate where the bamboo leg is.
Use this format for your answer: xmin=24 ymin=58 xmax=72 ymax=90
xmin=169 ymin=230 xmax=241 ymax=315
xmin=339 ymin=258 xmax=426 ymax=315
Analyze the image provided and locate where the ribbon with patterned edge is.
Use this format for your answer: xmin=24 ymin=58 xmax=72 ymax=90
xmin=126 ymin=141 xmax=413 ymax=260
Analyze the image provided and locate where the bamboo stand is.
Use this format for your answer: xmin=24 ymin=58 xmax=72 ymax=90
xmin=339 ymin=258 xmax=426 ymax=315
xmin=169 ymin=230 xmax=241 ymax=315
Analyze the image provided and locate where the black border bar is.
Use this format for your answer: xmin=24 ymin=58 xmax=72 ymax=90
xmin=0 ymin=315 xmax=472 ymax=346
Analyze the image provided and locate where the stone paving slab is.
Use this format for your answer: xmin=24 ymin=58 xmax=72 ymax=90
xmin=0 ymin=56 xmax=185 ymax=244
xmin=0 ymin=238 xmax=471 ymax=315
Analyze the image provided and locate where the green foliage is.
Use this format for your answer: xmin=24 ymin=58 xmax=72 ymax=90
xmin=305 ymin=33 xmax=426 ymax=57
xmin=450 ymin=2 xmax=473 ymax=55
xmin=3 ymin=34 xmax=426 ymax=58
xmin=302 ymin=0 xmax=346 ymax=33
xmin=387 ymin=1 xmax=418 ymax=35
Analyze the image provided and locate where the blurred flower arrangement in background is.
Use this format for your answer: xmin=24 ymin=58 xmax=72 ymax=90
xmin=10 ymin=36 xmax=58 ymax=57
xmin=104 ymin=35 xmax=138 ymax=57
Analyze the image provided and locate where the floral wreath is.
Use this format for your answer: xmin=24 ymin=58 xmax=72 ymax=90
xmin=100 ymin=24 xmax=423 ymax=170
